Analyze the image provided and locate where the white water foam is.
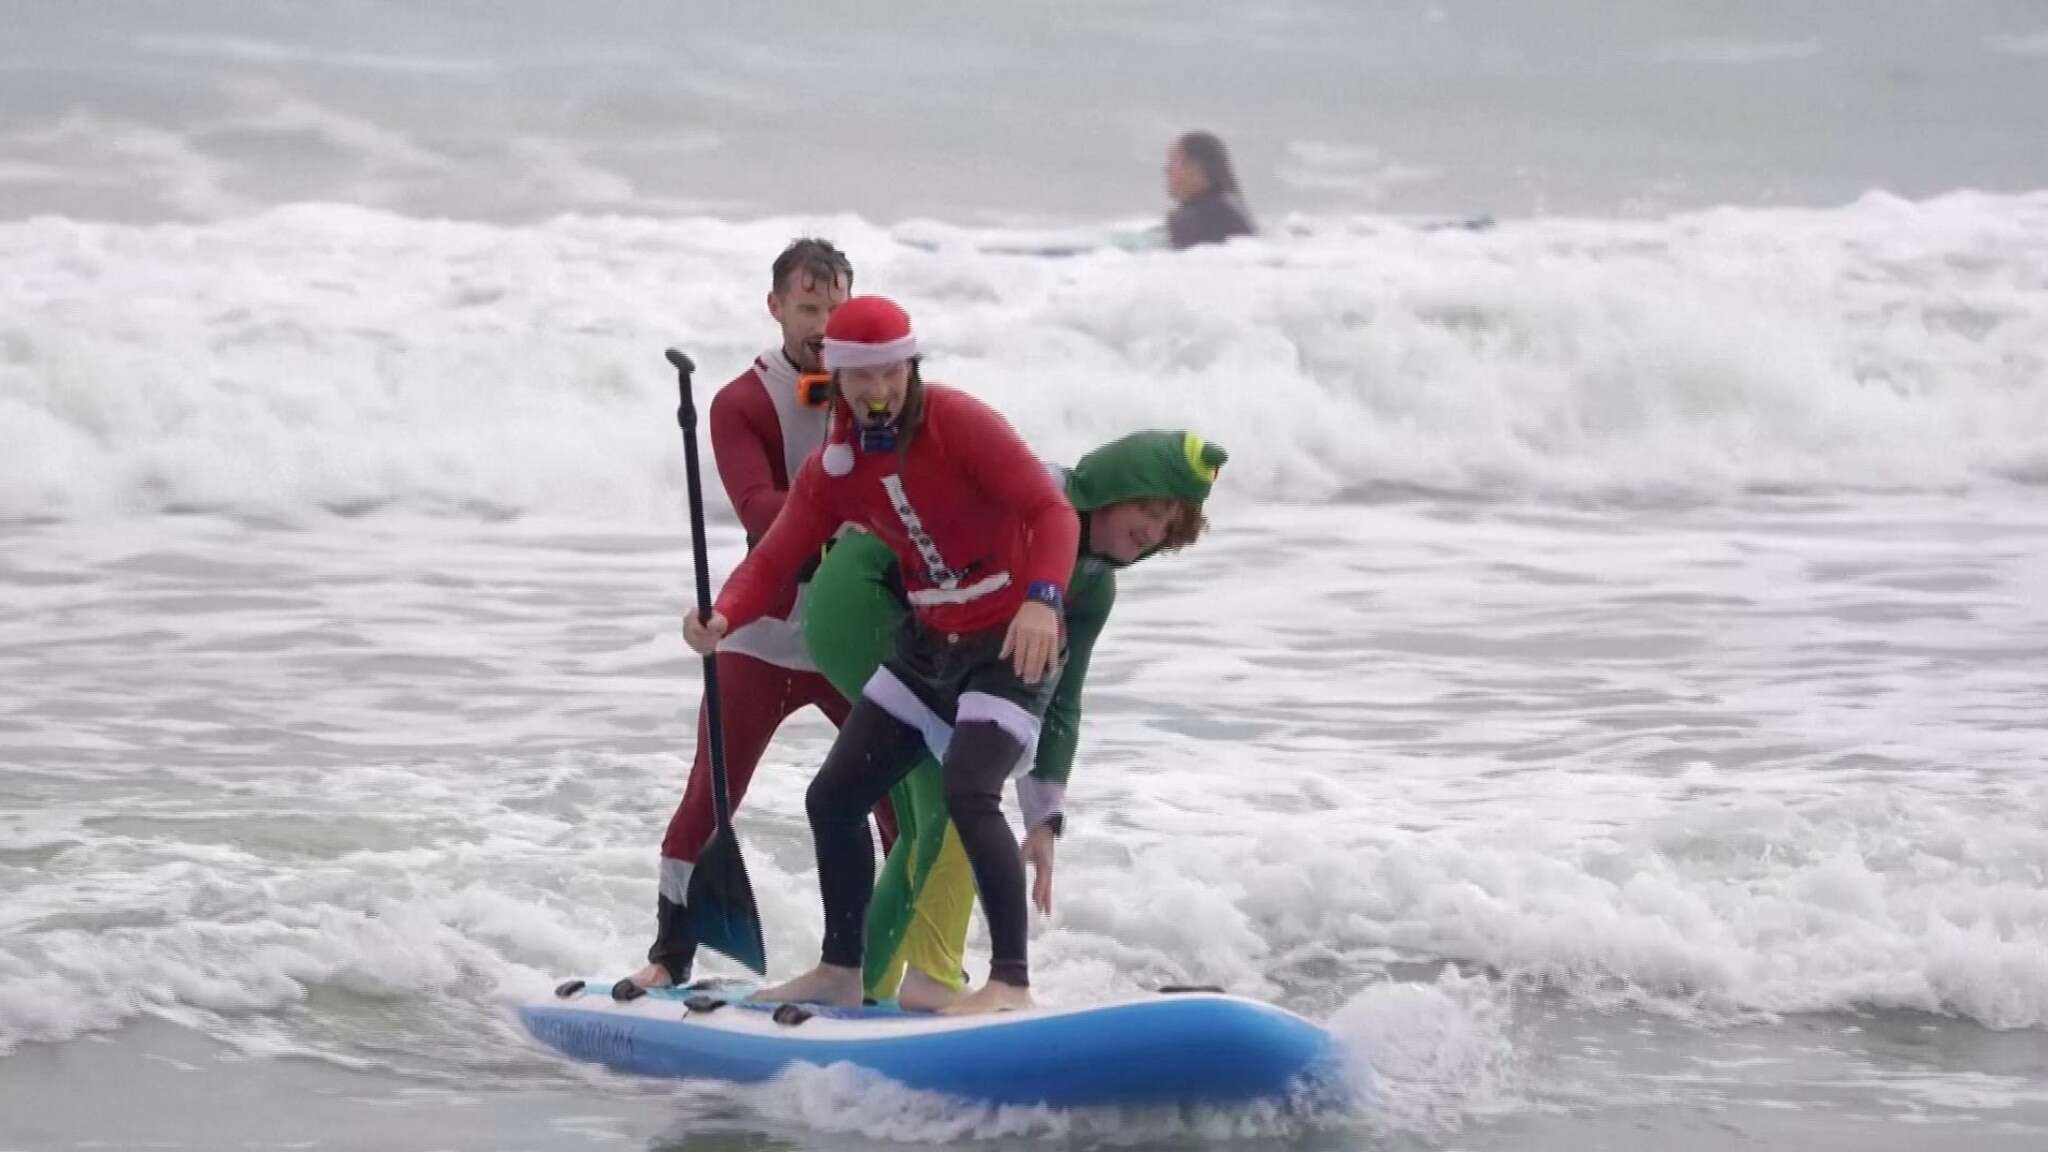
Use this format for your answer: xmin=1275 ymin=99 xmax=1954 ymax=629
xmin=4 ymin=193 xmax=2045 ymax=523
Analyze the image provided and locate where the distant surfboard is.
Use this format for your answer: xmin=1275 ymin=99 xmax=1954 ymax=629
xmin=891 ymin=222 xmax=1163 ymax=259
xmin=892 ymin=214 xmax=1494 ymax=258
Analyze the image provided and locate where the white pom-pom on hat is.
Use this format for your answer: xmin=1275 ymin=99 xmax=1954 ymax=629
xmin=822 ymin=441 xmax=854 ymax=476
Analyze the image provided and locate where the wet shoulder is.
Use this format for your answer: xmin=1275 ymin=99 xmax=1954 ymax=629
xmin=916 ymin=383 xmax=1003 ymax=437
xmin=1170 ymin=194 xmax=1255 ymax=249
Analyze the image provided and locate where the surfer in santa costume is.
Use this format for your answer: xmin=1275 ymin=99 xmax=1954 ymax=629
xmin=684 ymin=293 xmax=1079 ymax=1016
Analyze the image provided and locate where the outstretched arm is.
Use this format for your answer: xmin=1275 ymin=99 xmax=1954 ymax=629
xmin=1021 ymin=575 xmax=1115 ymax=831
xmin=699 ymin=457 xmax=840 ymax=643
xmin=946 ymin=395 xmax=1078 ymax=683
xmin=951 ymin=398 xmax=1079 ymax=598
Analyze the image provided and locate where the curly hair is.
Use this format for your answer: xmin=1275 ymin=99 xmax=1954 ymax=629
xmin=1160 ymin=500 xmax=1209 ymax=551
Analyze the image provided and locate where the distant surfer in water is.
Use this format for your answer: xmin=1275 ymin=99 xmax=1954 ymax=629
xmin=1166 ymin=130 xmax=1256 ymax=249
xmin=624 ymin=239 xmax=898 ymax=993
xmin=803 ymin=431 xmax=1227 ymax=1010
xmin=684 ymin=295 xmax=1078 ymax=1016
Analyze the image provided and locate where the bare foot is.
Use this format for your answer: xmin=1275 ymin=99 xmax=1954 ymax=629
xmin=896 ymin=966 xmax=963 ymax=1012
xmin=939 ymin=980 xmax=1033 ymax=1016
xmin=747 ymin=963 xmax=863 ymax=1008
xmin=623 ymin=962 xmax=676 ymax=991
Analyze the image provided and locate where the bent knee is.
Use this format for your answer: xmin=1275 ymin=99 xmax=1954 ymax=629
xmin=807 ymin=772 xmax=860 ymax=825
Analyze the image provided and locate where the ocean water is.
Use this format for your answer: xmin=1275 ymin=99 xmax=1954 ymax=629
xmin=5 ymin=3 xmax=2048 ymax=1150
xmin=3 ymin=0 xmax=2048 ymax=224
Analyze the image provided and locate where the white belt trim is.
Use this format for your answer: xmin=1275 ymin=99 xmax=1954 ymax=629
xmin=863 ymin=665 xmax=954 ymax=762
xmin=860 ymin=672 xmax=1044 ymax=777
xmin=659 ymin=857 xmax=695 ymax=904
xmin=956 ymin=691 xmax=1042 ymax=754
xmin=906 ymin=571 xmax=1012 ymax=607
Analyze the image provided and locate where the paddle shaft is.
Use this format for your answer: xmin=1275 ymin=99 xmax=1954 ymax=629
xmin=669 ymin=349 xmax=736 ymax=831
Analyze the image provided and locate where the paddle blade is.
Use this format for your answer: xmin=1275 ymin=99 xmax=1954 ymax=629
xmin=685 ymin=828 xmax=767 ymax=976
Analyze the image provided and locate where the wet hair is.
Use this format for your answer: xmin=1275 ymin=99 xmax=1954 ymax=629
xmin=1159 ymin=499 xmax=1209 ymax=551
xmin=771 ymin=237 xmax=853 ymax=297
xmin=1175 ymin=131 xmax=1240 ymax=195
xmin=898 ymin=358 xmax=927 ymax=442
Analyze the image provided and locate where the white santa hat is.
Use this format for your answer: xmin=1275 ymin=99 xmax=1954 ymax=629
xmin=819 ymin=296 xmax=918 ymax=475
xmin=821 ymin=295 xmax=918 ymax=371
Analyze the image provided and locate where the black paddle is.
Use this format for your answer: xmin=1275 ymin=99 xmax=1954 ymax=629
xmin=668 ymin=347 xmax=767 ymax=977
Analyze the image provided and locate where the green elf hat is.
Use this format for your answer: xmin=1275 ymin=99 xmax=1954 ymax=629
xmin=1064 ymin=430 xmax=1228 ymax=513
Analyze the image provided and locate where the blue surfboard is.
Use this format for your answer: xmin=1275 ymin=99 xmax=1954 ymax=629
xmin=519 ymin=979 xmax=1344 ymax=1108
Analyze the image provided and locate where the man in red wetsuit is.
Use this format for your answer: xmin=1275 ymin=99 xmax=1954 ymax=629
xmin=685 ymin=294 xmax=1079 ymax=1016
xmin=627 ymin=239 xmax=894 ymax=992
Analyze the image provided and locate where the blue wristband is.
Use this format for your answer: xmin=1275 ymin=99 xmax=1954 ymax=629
xmin=1025 ymin=580 xmax=1063 ymax=611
